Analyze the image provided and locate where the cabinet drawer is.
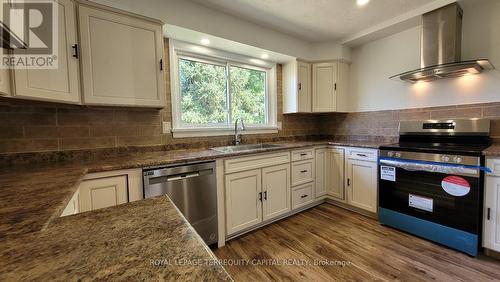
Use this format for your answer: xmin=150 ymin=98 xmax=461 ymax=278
xmin=225 ymin=152 xmax=290 ymax=174
xmin=346 ymin=148 xmax=378 ymax=162
xmin=291 ymin=160 xmax=314 ymax=186
xmin=291 ymin=148 xmax=314 ymax=161
xmin=292 ymin=183 xmax=314 ymax=210
xmin=487 ymin=158 xmax=500 ymax=177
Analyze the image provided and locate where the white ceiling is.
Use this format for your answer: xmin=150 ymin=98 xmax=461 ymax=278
xmin=189 ymin=0 xmax=439 ymax=43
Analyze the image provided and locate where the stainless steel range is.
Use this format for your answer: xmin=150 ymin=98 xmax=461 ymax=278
xmin=378 ymin=119 xmax=491 ymax=256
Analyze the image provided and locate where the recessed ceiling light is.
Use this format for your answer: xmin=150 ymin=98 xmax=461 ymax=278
xmin=260 ymin=53 xmax=269 ymax=59
xmin=200 ymin=38 xmax=210 ymax=45
xmin=357 ymin=0 xmax=370 ymax=6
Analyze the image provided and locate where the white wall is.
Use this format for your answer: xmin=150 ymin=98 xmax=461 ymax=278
xmin=348 ymin=0 xmax=500 ymax=112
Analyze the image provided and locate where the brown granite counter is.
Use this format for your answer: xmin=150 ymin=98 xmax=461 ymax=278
xmin=0 ymin=139 xmax=386 ymax=280
xmin=0 ymin=196 xmax=231 ymax=281
xmin=483 ymin=145 xmax=500 ymax=157
xmin=327 ymin=140 xmax=390 ymax=149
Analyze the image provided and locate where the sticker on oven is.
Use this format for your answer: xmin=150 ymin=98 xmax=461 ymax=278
xmin=380 ymin=166 xmax=396 ymax=181
xmin=409 ymin=194 xmax=433 ymax=212
xmin=441 ymin=176 xmax=470 ymax=197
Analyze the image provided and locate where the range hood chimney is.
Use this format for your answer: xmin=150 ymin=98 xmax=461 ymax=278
xmin=390 ymin=3 xmax=494 ymax=83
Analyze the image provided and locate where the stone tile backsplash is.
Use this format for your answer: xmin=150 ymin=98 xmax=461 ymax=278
xmin=322 ymin=102 xmax=500 ymax=143
xmin=0 ymin=38 xmax=322 ymax=154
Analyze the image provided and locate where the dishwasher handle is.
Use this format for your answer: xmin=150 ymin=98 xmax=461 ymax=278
xmin=167 ymin=172 xmax=200 ymax=182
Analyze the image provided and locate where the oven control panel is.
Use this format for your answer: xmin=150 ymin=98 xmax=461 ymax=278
xmin=380 ymin=150 xmax=479 ymax=166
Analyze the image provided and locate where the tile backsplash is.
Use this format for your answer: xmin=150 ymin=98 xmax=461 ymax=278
xmin=0 ymin=39 xmax=321 ymax=154
xmin=321 ymin=103 xmax=500 ymax=142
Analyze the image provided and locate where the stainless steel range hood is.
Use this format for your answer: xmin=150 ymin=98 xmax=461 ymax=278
xmin=390 ymin=3 xmax=494 ymax=83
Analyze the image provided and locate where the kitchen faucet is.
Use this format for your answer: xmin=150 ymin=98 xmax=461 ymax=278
xmin=234 ymin=118 xmax=246 ymax=145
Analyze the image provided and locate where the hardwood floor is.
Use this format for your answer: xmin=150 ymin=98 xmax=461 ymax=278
xmin=214 ymin=204 xmax=500 ymax=282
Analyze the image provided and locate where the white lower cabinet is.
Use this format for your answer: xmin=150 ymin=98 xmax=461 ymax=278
xmin=262 ymin=164 xmax=291 ymax=221
xmin=329 ymin=148 xmax=345 ymax=201
xmin=79 ymin=175 xmax=128 ymax=212
xmin=484 ymin=158 xmax=500 ymax=252
xmin=224 ymin=153 xmax=291 ymax=236
xmin=225 ymin=169 xmax=263 ymax=235
xmin=292 ymin=182 xmax=314 ymax=210
xmin=61 ymin=169 xmax=142 ymax=217
xmin=315 ymin=147 xmax=345 ymax=201
xmin=61 ymin=188 xmax=80 ymax=216
xmin=315 ymin=148 xmax=328 ymax=198
xmin=345 ymin=156 xmax=378 ymax=213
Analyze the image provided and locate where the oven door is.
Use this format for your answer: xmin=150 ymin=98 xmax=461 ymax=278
xmin=378 ymin=158 xmax=481 ymax=234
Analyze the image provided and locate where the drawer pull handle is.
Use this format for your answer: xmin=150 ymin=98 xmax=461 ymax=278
xmin=301 ymin=194 xmax=308 ymax=198
xmin=300 ymin=170 xmax=308 ymax=173
xmin=300 ymin=153 xmax=307 ymax=156
xmin=356 ymin=153 xmax=367 ymax=157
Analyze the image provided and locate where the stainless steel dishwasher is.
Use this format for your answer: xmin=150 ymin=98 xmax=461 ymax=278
xmin=143 ymin=161 xmax=217 ymax=245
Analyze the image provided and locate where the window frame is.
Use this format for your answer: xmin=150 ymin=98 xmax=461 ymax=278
xmin=170 ymin=40 xmax=277 ymax=138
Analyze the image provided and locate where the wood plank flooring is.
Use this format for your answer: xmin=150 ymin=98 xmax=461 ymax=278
xmin=214 ymin=204 xmax=500 ymax=282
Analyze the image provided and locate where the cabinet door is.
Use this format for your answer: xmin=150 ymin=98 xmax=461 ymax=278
xmin=13 ymin=0 xmax=80 ymax=104
xmin=0 ymin=68 xmax=11 ymax=96
xmin=297 ymin=61 xmax=311 ymax=112
xmin=346 ymin=159 xmax=378 ymax=213
xmin=78 ymin=4 xmax=165 ymax=107
xmin=225 ymin=169 xmax=262 ymax=235
xmin=61 ymin=189 xmax=80 ymax=217
xmin=329 ymin=148 xmax=345 ymax=201
xmin=484 ymin=176 xmax=500 ymax=251
xmin=336 ymin=62 xmax=350 ymax=112
xmin=315 ymin=148 xmax=328 ymax=198
xmin=262 ymin=164 xmax=291 ymax=221
xmin=312 ymin=63 xmax=337 ymax=112
xmin=79 ymin=175 xmax=128 ymax=212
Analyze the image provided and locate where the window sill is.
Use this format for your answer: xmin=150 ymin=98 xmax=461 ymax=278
xmin=171 ymin=126 xmax=279 ymax=138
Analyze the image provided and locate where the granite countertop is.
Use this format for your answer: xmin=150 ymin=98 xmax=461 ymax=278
xmin=482 ymin=144 xmax=500 ymax=157
xmin=0 ymin=197 xmax=231 ymax=281
xmin=0 ymin=140 xmax=387 ymax=280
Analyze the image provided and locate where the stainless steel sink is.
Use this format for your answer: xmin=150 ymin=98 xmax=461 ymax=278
xmin=211 ymin=143 xmax=284 ymax=153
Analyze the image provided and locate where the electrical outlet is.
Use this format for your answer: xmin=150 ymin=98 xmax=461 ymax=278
xmin=162 ymin=122 xmax=171 ymax=134
xmin=277 ymin=122 xmax=282 ymax=130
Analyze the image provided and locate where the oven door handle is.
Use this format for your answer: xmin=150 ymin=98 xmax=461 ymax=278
xmin=379 ymin=158 xmax=482 ymax=178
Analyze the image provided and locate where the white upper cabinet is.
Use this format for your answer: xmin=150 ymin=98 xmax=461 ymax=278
xmin=312 ymin=62 xmax=350 ymax=113
xmin=312 ymin=63 xmax=336 ymax=112
xmin=78 ymin=2 xmax=165 ymax=107
xmin=336 ymin=62 xmax=350 ymax=112
xmin=13 ymin=0 xmax=80 ymax=104
xmin=283 ymin=60 xmax=311 ymax=113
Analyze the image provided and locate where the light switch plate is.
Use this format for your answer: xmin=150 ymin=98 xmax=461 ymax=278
xmin=162 ymin=122 xmax=171 ymax=134
xmin=277 ymin=122 xmax=282 ymax=130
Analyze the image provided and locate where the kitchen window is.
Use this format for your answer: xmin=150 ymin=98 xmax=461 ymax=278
xmin=170 ymin=40 xmax=277 ymax=138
